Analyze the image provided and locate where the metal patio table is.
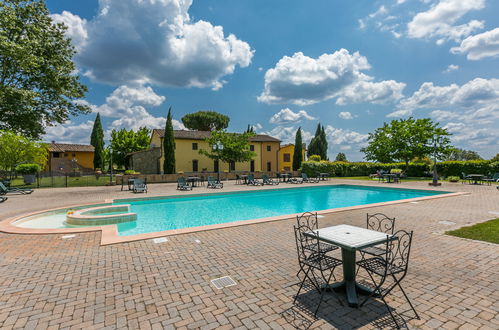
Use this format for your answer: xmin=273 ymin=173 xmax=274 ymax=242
xmin=187 ymin=176 xmax=200 ymax=187
xmin=467 ymin=174 xmax=484 ymax=185
xmin=280 ymin=173 xmax=291 ymax=182
xmin=304 ymin=224 xmax=393 ymax=307
xmin=382 ymin=173 xmax=398 ymax=183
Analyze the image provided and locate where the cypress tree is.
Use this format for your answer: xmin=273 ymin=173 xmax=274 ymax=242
xmin=320 ymin=125 xmax=328 ymax=160
xmin=163 ymin=107 xmax=176 ymax=174
xmin=292 ymin=128 xmax=303 ymax=171
xmin=90 ymin=113 xmax=104 ymax=169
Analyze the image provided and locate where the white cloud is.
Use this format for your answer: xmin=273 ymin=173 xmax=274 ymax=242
xmin=43 ymin=120 xmax=94 ymax=144
xmin=407 ymin=0 xmax=485 ymax=43
xmin=429 ymin=110 xmax=460 ymax=121
xmin=443 ymin=64 xmax=459 ymax=73
xmin=53 ymin=0 xmax=253 ymax=90
xmin=258 ymin=49 xmax=405 ymax=106
xmin=269 ymin=108 xmax=316 ymax=124
xmin=51 ymin=11 xmax=88 ymax=52
xmin=324 ymin=125 xmax=368 ymax=148
xmin=451 ymin=27 xmax=499 ymax=60
xmin=262 ymin=126 xmax=313 ymax=145
xmin=338 ymin=111 xmax=355 ymax=120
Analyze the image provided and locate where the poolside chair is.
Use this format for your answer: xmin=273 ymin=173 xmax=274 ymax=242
xmin=359 ymin=213 xmax=396 ymax=257
xmin=247 ymin=174 xmax=263 ymax=186
xmin=293 ymin=225 xmax=343 ymax=316
xmin=235 ymin=174 xmax=242 ymax=185
xmin=461 ymin=172 xmax=471 ymax=184
xmin=301 ymin=173 xmax=319 ymax=183
xmin=295 ymin=212 xmax=338 ymax=258
xmin=0 ymin=182 xmax=33 ymax=195
xmin=177 ymin=177 xmax=192 ymax=191
xmin=0 ymin=196 xmax=7 ymax=203
xmin=207 ymin=176 xmax=223 ymax=189
xmin=287 ymin=176 xmax=303 ymax=184
xmin=356 ymin=230 xmax=419 ymax=328
xmin=262 ymin=174 xmax=279 ymax=185
xmin=482 ymin=173 xmax=499 ymax=185
xmin=132 ymin=178 xmax=147 ymax=193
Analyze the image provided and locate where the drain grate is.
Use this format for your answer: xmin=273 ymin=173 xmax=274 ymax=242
xmin=439 ymin=221 xmax=456 ymax=225
xmin=61 ymin=235 xmax=76 ymax=239
xmin=211 ymin=276 xmax=237 ymax=289
xmin=151 ymin=237 xmax=168 ymax=244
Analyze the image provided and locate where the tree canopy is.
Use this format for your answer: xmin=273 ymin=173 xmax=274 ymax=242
xmin=445 ymin=148 xmax=483 ymax=161
xmin=0 ymin=130 xmax=47 ymax=177
xmin=110 ymin=127 xmax=150 ymax=169
xmin=163 ymin=107 xmax=176 ymax=174
xmin=292 ymin=128 xmax=303 ymax=171
xmin=199 ymin=130 xmax=256 ymax=170
xmin=0 ymin=0 xmax=89 ymax=139
xmin=491 ymin=153 xmax=499 ymax=162
xmin=307 ymin=123 xmax=328 ymax=160
xmin=90 ymin=113 xmax=104 ymax=170
xmin=335 ymin=152 xmax=347 ymax=162
xmin=181 ymin=111 xmax=229 ymax=131
xmin=361 ymin=117 xmax=453 ymax=168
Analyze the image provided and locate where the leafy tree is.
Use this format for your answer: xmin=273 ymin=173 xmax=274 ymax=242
xmin=445 ymin=148 xmax=483 ymax=161
xmin=0 ymin=0 xmax=89 ymax=139
xmin=292 ymin=128 xmax=303 ymax=171
xmin=307 ymin=123 xmax=328 ymax=160
xmin=181 ymin=111 xmax=229 ymax=131
xmin=163 ymin=107 xmax=176 ymax=174
xmin=199 ymin=130 xmax=256 ymax=176
xmin=309 ymin=155 xmax=321 ymax=162
xmin=361 ymin=117 xmax=453 ymax=169
xmin=491 ymin=153 xmax=499 ymax=162
xmin=335 ymin=152 xmax=347 ymax=162
xmin=110 ymin=127 xmax=150 ymax=169
xmin=0 ymin=130 xmax=47 ymax=177
xmin=90 ymin=113 xmax=104 ymax=169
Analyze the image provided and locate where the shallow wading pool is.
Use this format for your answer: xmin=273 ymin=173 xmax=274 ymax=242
xmin=15 ymin=185 xmax=448 ymax=236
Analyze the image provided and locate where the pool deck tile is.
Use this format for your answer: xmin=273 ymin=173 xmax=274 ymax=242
xmin=0 ymin=179 xmax=498 ymax=329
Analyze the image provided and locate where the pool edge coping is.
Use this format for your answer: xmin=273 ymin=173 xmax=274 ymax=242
xmin=0 ymin=186 xmax=469 ymax=245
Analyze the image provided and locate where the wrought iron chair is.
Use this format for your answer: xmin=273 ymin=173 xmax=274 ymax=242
xmin=293 ymin=225 xmax=343 ymax=316
xmin=359 ymin=213 xmax=396 ymax=257
xmin=296 ymin=212 xmax=339 ymax=256
xmin=356 ymin=230 xmax=419 ymax=328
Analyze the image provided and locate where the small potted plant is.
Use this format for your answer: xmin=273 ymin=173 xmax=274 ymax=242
xmin=447 ymin=176 xmax=460 ymax=183
xmin=15 ymin=164 xmax=41 ymax=184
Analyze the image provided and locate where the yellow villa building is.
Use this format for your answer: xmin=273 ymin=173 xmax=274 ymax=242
xmin=277 ymin=143 xmax=307 ymax=172
xmin=130 ymin=130 xmax=281 ymax=174
xmin=45 ymin=142 xmax=95 ymax=174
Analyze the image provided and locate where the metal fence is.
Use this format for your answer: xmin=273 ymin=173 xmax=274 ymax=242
xmin=5 ymin=172 xmax=116 ymax=188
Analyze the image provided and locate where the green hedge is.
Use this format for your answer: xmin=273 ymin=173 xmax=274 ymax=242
xmin=301 ymin=160 xmax=499 ymax=178
xmin=15 ymin=163 xmax=41 ymax=174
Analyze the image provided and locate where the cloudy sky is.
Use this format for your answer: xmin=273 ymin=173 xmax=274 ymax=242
xmin=44 ymin=0 xmax=499 ymax=160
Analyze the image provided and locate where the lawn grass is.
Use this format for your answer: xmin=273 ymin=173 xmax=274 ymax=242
xmin=446 ymin=218 xmax=499 ymax=244
xmin=8 ymin=175 xmax=115 ymax=188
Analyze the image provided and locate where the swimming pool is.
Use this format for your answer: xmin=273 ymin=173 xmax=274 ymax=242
xmin=15 ymin=185 xmax=448 ymax=236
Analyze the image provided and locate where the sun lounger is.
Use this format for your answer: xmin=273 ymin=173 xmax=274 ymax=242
xmin=262 ymin=174 xmax=279 ymax=185
xmin=0 ymin=196 xmax=7 ymax=203
xmin=207 ymin=176 xmax=223 ymax=189
xmin=0 ymin=182 xmax=33 ymax=195
xmin=482 ymin=173 xmax=499 ymax=185
xmin=132 ymin=178 xmax=148 ymax=193
xmin=177 ymin=177 xmax=192 ymax=191
xmin=287 ymin=176 xmax=304 ymax=184
xmin=301 ymin=173 xmax=319 ymax=183
xmin=247 ymin=174 xmax=263 ymax=186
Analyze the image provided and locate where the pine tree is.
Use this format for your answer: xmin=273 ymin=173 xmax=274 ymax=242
xmin=292 ymin=128 xmax=303 ymax=171
xmin=320 ymin=125 xmax=328 ymax=160
xmin=90 ymin=113 xmax=104 ymax=169
xmin=163 ymin=107 xmax=176 ymax=174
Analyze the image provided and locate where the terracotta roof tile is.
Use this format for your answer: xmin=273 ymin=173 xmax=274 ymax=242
xmin=152 ymin=129 xmax=280 ymax=142
xmin=46 ymin=143 xmax=95 ymax=152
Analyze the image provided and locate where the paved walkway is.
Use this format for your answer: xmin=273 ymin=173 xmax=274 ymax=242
xmin=0 ymin=180 xmax=498 ymax=329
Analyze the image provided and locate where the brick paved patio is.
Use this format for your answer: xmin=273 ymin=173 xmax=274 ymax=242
xmin=1 ymin=180 xmax=498 ymax=329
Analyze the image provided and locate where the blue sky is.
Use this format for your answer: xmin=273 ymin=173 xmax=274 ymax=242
xmin=44 ymin=0 xmax=499 ymax=160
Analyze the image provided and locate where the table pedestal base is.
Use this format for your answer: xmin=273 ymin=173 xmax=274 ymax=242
xmin=326 ymin=281 xmax=374 ymax=307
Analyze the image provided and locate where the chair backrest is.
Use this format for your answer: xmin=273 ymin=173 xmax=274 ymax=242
xmin=296 ymin=211 xmax=319 ymax=230
xmin=386 ymin=230 xmax=413 ymax=274
xmin=248 ymin=174 xmax=254 ymax=181
xmin=134 ymin=178 xmax=144 ymax=186
xmin=178 ymin=176 xmax=186 ymax=185
xmin=262 ymin=174 xmax=269 ymax=181
xmin=0 ymin=182 xmax=7 ymax=192
xmin=302 ymin=173 xmax=308 ymax=179
xmin=207 ymin=176 xmax=215 ymax=183
xmin=493 ymin=173 xmax=499 ymax=180
xmin=367 ymin=213 xmax=395 ymax=234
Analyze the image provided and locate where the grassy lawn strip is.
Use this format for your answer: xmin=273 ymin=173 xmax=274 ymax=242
xmin=446 ymin=218 xmax=499 ymax=244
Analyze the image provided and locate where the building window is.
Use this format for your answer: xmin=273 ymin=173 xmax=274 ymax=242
xmin=250 ymin=144 xmax=254 ymax=151
xmin=192 ymin=143 xmax=198 ymax=150
xmin=267 ymin=162 xmax=272 ymax=171
xmin=53 ymin=152 xmax=60 ymax=158
xmin=250 ymin=160 xmax=255 ymax=172
xmin=72 ymin=153 xmax=76 ymax=157
xmin=229 ymin=161 xmax=235 ymax=171
xmin=266 ymin=145 xmax=271 ymax=152
xmin=283 ymin=153 xmax=291 ymax=162
xmin=192 ymin=160 xmax=198 ymax=172
xmin=64 ymin=153 xmax=68 ymax=157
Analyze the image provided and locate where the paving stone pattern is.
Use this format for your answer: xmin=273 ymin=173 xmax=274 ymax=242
xmin=1 ymin=180 xmax=498 ymax=329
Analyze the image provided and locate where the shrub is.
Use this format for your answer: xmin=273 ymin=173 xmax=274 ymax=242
xmin=447 ymin=176 xmax=460 ymax=182
xmin=124 ymin=170 xmax=136 ymax=175
xmin=15 ymin=163 xmax=41 ymax=174
xmin=309 ymin=155 xmax=321 ymax=162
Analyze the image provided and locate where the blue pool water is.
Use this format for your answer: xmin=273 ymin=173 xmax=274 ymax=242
xmin=113 ymin=185 xmax=445 ymax=236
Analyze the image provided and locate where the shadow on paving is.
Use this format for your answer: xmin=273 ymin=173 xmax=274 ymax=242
xmin=281 ymin=282 xmax=417 ymax=329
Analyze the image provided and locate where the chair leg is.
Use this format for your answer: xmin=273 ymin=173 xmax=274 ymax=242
xmin=380 ymin=295 xmax=401 ymax=329
xmin=396 ymin=280 xmax=420 ymax=320
xmin=294 ymin=267 xmax=311 ymax=304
